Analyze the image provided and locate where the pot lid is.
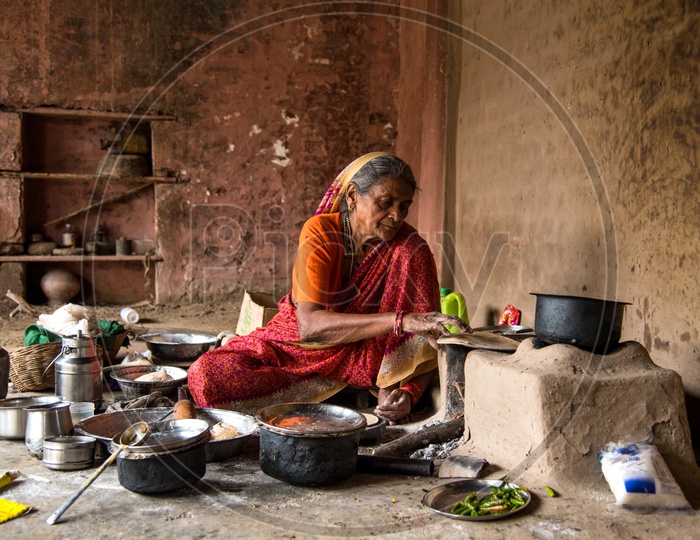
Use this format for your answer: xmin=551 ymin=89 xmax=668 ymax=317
xmin=256 ymin=402 xmax=367 ymax=437
xmin=0 ymin=396 xmax=61 ymax=410
xmin=110 ymin=418 xmax=209 ymax=455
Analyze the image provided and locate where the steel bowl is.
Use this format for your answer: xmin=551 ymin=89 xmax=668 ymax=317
xmin=109 ymin=365 xmax=187 ymax=398
xmin=139 ymin=332 xmax=218 ymax=363
xmin=42 ymin=435 xmax=96 ymax=471
xmin=0 ymin=395 xmax=62 ymax=439
xmin=195 ymin=408 xmax=257 ymax=462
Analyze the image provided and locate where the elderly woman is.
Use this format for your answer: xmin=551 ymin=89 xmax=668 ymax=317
xmin=188 ymin=152 xmax=470 ymax=422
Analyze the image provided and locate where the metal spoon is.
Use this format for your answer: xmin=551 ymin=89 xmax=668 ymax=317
xmin=46 ymin=421 xmax=149 ymax=525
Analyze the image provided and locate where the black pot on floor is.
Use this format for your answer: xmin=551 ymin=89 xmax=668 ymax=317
xmin=530 ymin=293 xmax=630 ymax=354
xmin=256 ymin=402 xmax=366 ymax=487
xmin=116 ymin=440 xmax=207 ymax=494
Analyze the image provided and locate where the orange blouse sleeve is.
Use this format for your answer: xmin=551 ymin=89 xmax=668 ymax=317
xmin=292 ymin=213 xmax=343 ymax=307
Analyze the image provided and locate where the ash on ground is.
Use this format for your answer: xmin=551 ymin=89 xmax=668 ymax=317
xmin=410 ymin=436 xmax=464 ymax=460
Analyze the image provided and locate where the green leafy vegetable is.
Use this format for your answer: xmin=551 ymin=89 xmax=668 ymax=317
xmin=450 ymin=477 xmax=528 ymax=517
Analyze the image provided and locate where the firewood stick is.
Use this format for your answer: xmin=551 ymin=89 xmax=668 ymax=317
xmin=372 ymin=417 xmax=465 ymax=457
xmin=6 ymin=290 xmax=39 ymax=317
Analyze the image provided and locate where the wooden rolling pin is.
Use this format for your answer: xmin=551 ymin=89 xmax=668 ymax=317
xmin=173 ymin=386 xmax=197 ymax=420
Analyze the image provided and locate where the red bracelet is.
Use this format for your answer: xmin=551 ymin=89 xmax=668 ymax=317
xmin=400 ymin=381 xmax=421 ymax=408
xmin=394 ymin=310 xmax=405 ymax=337
xmin=394 ymin=310 xmax=405 ymax=336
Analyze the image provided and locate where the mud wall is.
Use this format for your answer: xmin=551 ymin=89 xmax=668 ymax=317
xmin=446 ymin=1 xmax=700 ymax=433
xmin=0 ymin=1 xmax=434 ymax=305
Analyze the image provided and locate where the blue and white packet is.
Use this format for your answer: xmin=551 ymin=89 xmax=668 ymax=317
xmin=600 ymin=441 xmax=691 ymax=510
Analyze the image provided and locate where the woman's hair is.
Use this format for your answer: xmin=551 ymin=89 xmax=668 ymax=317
xmin=339 ymin=155 xmax=417 ymax=211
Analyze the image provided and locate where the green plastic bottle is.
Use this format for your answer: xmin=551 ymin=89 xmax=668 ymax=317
xmin=439 ymin=287 xmax=469 ymax=333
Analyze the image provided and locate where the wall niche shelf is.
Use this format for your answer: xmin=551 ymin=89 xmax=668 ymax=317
xmin=16 ymin=106 xmax=177 ymax=122
xmin=0 ymin=255 xmax=163 ymax=263
xmin=8 ymin=172 xmax=181 ymax=183
xmin=0 ymin=107 xmax=176 ymax=304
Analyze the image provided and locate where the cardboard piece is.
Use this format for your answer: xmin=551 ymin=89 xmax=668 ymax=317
xmin=235 ymin=291 xmax=279 ymax=336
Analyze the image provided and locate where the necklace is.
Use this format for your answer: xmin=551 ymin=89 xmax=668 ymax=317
xmin=343 ymin=212 xmax=358 ymax=271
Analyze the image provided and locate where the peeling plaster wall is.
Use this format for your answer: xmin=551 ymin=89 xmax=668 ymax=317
xmin=447 ymin=2 xmax=700 ymax=433
xmin=152 ymin=11 xmax=404 ymax=303
xmin=0 ymin=2 xmax=409 ymax=305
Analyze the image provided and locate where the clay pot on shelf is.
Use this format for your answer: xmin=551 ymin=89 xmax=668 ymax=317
xmin=40 ymin=269 xmax=80 ymax=306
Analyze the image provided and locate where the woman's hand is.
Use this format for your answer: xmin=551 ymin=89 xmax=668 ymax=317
xmin=374 ymin=387 xmax=412 ymax=424
xmin=402 ymin=311 xmax=472 ymax=349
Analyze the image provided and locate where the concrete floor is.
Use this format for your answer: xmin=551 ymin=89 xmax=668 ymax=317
xmin=1 ymin=428 xmax=699 ymax=540
xmin=3 ymin=388 xmax=700 ymax=539
xmin=2 ymin=329 xmax=700 ymax=538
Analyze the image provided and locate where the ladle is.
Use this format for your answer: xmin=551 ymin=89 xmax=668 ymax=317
xmin=46 ymin=421 xmax=149 ymax=525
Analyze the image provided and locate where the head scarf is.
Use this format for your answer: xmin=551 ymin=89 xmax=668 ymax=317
xmin=315 ymin=152 xmax=392 ymax=215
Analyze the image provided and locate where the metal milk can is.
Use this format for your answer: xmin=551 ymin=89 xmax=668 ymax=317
xmin=44 ymin=331 xmax=103 ymax=410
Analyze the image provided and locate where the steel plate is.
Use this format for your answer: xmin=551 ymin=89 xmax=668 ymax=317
xmin=472 ymin=325 xmax=534 ymax=335
xmin=422 ymin=479 xmax=531 ymax=521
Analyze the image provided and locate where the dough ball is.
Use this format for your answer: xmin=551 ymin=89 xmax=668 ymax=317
xmin=209 ymin=421 xmax=240 ymax=441
xmin=135 ymin=369 xmax=173 ymax=382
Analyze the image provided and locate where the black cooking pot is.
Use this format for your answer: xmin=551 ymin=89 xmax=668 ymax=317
xmin=256 ymin=403 xmax=366 ymax=487
xmin=116 ymin=439 xmax=207 ymax=494
xmin=530 ymin=293 xmax=630 ymax=354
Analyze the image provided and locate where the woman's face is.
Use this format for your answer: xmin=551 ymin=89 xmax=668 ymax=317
xmin=347 ymin=176 xmax=415 ymax=244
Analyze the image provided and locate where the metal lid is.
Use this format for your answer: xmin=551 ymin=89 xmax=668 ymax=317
xmin=43 ymin=435 xmax=96 ymax=450
xmin=24 ymin=401 xmax=71 ymax=412
xmin=110 ymin=418 xmax=209 ymax=455
xmin=0 ymin=395 xmax=61 ymax=410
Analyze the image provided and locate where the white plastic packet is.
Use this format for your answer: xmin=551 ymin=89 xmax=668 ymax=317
xmin=600 ymin=441 xmax=691 ymax=511
xmin=37 ymin=304 xmax=99 ymax=336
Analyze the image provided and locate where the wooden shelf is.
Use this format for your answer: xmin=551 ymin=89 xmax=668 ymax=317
xmin=0 ymin=255 xmax=162 ymax=262
xmin=1 ymin=172 xmax=183 ymax=183
xmin=0 ymin=107 xmax=172 ymax=304
xmin=17 ymin=107 xmax=177 ymax=122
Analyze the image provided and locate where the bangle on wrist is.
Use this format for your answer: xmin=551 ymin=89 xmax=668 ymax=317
xmin=394 ymin=310 xmax=405 ymax=337
xmin=400 ymin=381 xmax=421 ymax=408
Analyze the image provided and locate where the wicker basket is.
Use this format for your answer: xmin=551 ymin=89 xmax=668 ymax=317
xmin=9 ymin=342 xmax=107 ymax=392
xmin=97 ymin=331 xmax=128 ymax=364
xmin=9 ymin=342 xmax=62 ymax=392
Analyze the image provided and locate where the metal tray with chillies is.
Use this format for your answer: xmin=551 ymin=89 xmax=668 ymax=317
xmin=422 ymin=478 xmax=531 ymax=521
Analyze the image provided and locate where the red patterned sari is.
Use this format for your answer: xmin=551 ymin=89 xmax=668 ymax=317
xmin=188 ymin=154 xmax=440 ymax=413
